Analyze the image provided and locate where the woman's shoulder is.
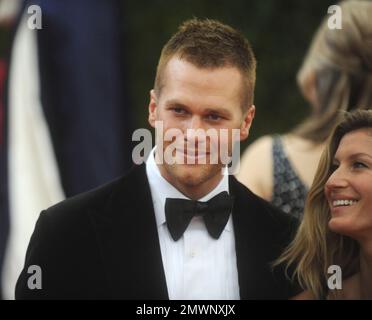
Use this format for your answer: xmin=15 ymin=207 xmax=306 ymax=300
xmin=245 ymin=134 xmax=274 ymax=152
xmin=240 ymin=135 xmax=274 ymax=165
xmin=237 ymin=135 xmax=275 ymax=200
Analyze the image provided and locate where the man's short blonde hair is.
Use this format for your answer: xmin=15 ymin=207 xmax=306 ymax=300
xmin=154 ymin=18 xmax=257 ymax=110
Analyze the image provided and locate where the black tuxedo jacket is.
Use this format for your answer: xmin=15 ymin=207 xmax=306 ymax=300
xmin=15 ymin=164 xmax=299 ymax=299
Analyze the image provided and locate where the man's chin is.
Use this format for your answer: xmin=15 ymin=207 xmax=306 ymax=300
xmin=168 ymin=163 xmax=222 ymax=185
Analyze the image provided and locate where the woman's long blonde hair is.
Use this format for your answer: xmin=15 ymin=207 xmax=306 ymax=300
xmin=294 ymin=0 xmax=372 ymax=143
xmin=276 ymin=110 xmax=372 ymax=299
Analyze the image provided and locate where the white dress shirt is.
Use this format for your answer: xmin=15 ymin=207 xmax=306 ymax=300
xmin=145 ymin=147 xmax=240 ymax=300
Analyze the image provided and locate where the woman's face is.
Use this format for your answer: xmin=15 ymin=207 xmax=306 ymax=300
xmin=325 ymin=128 xmax=372 ymax=241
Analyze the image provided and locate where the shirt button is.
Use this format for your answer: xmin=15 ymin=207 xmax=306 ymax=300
xmin=190 ymin=251 xmax=196 ymax=258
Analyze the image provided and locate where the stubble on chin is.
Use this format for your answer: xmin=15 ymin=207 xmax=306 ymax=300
xmin=165 ymin=163 xmax=223 ymax=188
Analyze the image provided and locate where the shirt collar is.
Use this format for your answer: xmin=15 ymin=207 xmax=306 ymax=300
xmin=145 ymin=146 xmax=232 ymax=231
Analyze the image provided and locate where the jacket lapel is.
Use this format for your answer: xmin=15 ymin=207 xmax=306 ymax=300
xmin=230 ymin=175 xmax=277 ymax=299
xmin=90 ymin=164 xmax=169 ymax=299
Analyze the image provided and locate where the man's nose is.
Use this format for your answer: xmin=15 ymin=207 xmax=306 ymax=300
xmin=185 ymin=116 xmax=204 ymax=142
xmin=188 ymin=115 xmax=204 ymax=130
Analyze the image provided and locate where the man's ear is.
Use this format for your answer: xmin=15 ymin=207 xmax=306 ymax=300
xmin=148 ymin=89 xmax=158 ymax=128
xmin=240 ymin=105 xmax=255 ymax=141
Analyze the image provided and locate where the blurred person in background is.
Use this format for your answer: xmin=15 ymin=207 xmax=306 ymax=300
xmin=1 ymin=0 xmax=133 ymax=299
xmin=0 ymin=0 xmax=22 ymax=300
xmin=0 ymin=0 xmax=21 ymax=26
xmin=237 ymin=0 xmax=372 ymax=219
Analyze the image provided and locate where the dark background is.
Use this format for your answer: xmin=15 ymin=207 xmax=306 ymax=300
xmin=1 ymin=0 xmax=337 ymax=151
xmin=121 ymin=0 xmax=336 ymax=150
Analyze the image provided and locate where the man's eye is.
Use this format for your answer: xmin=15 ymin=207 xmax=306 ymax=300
xmin=172 ymin=107 xmax=186 ymax=115
xmin=206 ymin=114 xmax=222 ymax=121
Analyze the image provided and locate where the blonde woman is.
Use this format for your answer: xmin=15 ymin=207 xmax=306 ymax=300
xmin=277 ymin=110 xmax=372 ymax=300
xmin=237 ymin=0 xmax=372 ymax=219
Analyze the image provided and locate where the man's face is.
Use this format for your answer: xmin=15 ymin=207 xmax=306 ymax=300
xmin=148 ymin=56 xmax=255 ymax=198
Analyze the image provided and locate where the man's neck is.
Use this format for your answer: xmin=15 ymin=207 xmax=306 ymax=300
xmin=153 ymin=148 xmax=227 ymax=200
xmin=168 ymin=172 xmax=224 ymax=200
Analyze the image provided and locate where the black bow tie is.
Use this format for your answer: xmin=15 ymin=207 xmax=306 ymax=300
xmin=165 ymin=191 xmax=234 ymax=241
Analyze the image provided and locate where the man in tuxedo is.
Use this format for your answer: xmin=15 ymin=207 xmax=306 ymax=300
xmin=15 ymin=18 xmax=299 ymax=299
